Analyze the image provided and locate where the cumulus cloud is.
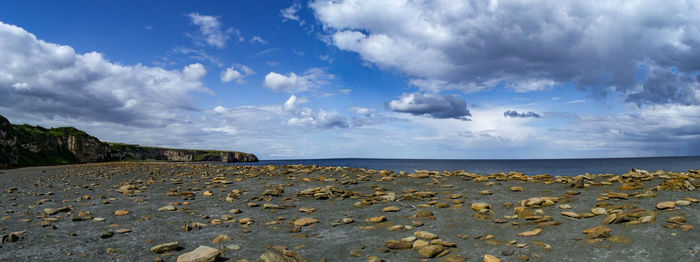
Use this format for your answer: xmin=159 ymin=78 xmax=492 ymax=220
xmin=387 ymin=93 xmax=470 ymax=120
xmin=263 ymin=68 xmax=333 ymax=93
xmin=311 ymin=0 xmax=700 ymax=102
xmin=188 ymin=13 xmax=240 ymax=48
xmin=0 ymin=21 xmax=210 ymax=127
xmin=220 ymin=64 xmax=255 ymax=84
xmin=504 ymin=110 xmax=541 ymax=118
xmin=625 ymin=64 xmax=700 ymax=105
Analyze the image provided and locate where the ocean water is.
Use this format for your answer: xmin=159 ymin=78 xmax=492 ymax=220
xmin=225 ymin=156 xmax=700 ymax=175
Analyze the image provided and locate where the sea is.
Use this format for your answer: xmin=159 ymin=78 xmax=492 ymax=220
xmin=224 ymin=156 xmax=700 ymax=176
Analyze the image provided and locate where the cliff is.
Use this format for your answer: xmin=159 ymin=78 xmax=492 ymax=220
xmin=0 ymin=114 xmax=258 ymax=168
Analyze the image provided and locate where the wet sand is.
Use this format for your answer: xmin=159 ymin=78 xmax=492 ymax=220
xmin=0 ymin=162 xmax=698 ymax=261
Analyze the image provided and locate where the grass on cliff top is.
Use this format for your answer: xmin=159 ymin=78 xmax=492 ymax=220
xmin=12 ymin=124 xmax=92 ymax=141
xmin=106 ymin=142 xmax=247 ymax=155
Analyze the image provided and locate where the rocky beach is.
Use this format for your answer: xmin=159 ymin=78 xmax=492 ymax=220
xmin=0 ymin=162 xmax=698 ymax=261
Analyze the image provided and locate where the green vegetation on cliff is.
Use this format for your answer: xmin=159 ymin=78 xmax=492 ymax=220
xmin=0 ymin=114 xmax=258 ymax=168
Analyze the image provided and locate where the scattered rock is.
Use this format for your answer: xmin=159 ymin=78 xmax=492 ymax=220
xmin=294 ymin=217 xmax=319 ymax=227
xmin=517 ymin=228 xmax=543 ymax=236
xmin=382 ymin=206 xmax=400 ymax=212
xmin=484 ymin=254 xmax=501 ymax=262
xmin=414 ymin=231 xmax=439 ymax=240
xmin=418 ymin=245 xmax=445 ymax=258
xmin=656 ymin=201 xmax=676 ymax=210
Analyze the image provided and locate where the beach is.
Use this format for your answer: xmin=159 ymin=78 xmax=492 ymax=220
xmin=0 ymin=162 xmax=698 ymax=261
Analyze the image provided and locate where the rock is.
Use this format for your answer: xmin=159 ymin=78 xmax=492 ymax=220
xmin=431 ymin=239 xmax=456 ymax=247
xmin=382 ymin=206 xmax=400 ymax=212
xmin=561 ymin=211 xmax=581 ymax=219
xmin=158 ymin=205 xmax=176 ymax=212
xmin=402 ymin=236 xmax=417 ymax=242
xmin=99 ymin=231 xmax=114 ymax=239
xmin=239 ymin=217 xmax=253 ymax=224
xmin=656 ymin=201 xmax=676 ymax=210
xmin=106 ymin=247 xmax=119 ymax=254
xmin=151 ymin=242 xmax=181 ymax=253
xmin=675 ymin=200 xmax=691 ymax=206
xmin=114 ymin=210 xmax=130 ymax=216
xmin=471 ymin=202 xmax=491 ymax=211
xmin=177 ymin=246 xmax=221 ymax=262
xmin=225 ymin=244 xmax=241 ymax=251
xmin=418 ymin=245 xmax=445 ymax=258
xmin=385 ymin=240 xmax=412 ymax=249
xmin=680 ymin=224 xmax=694 ymax=231
xmin=479 ymin=190 xmax=493 ymax=195
xmin=259 ymin=251 xmax=287 ymax=262
xmin=442 ymin=254 xmax=467 ymax=262
xmin=484 ymin=254 xmax=501 ymax=262
xmin=585 ymin=226 xmax=611 ymax=239
xmin=602 ymin=213 xmax=617 ymax=224
xmin=510 ymin=186 xmax=525 ymax=192
xmin=414 ymin=210 xmax=434 ymax=218
xmin=211 ymin=234 xmax=231 ymax=244
xmin=639 ymin=215 xmax=655 ymax=223
xmin=591 ymin=207 xmax=607 ymax=215
xmin=558 ymin=204 xmax=572 ymax=209
xmin=342 ymin=218 xmax=354 ymax=224
xmin=521 ymin=197 xmax=543 ymax=207
xmin=667 ymin=216 xmax=686 ymax=224
xmin=44 ymin=206 xmax=71 ymax=215
xmin=299 ymin=207 xmax=316 ymax=214
xmin=608 ymin=235 xmax=632 ymax=244
xmin=116 ymin=229 xmax=131 ymax=234
xmin=414 ymin=231 xmax=439 ymax=240
xmin=367 ymin=256 xmax=383 ymax=262
xmin=413 ymin=239 xmax=430 ymax=249
xmin=294 ymin=217 xmax=319 ymax=227
xmin=366 ymin=216 xmax=387 ymax=223
xmin=517 ymin=228 xmax=542 ymax=236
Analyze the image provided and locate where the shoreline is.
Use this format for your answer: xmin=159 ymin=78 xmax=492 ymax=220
xmin=1 ymin=162 xmax=698 ymax=261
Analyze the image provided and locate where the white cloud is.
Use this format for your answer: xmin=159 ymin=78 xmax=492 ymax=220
xmin=187 ymin=13 xmax=237 ymax=48
xmin=250 ymin=36 xmax=267 ymax=44
xmin=311 ymin=0 xmax=700 ymax=99
xmin=283 ymin=95 xmax=309 ymax=111
xmin=281 ymin=3 xmax=304 ymax=24
xmin=203 ymin=125 xmax=239 ymax=135
xmin=350 ymin=107 xmax=375 ymax=116
xmin=221 ymin=68 xmax=243 ymax=83
xmin=0 ymin=21 xmax=210 ymax=127
xmin=263 ymin=68 xmax=333 ymax=93
xmin=183 ymin=63 xmax=206 ymax=80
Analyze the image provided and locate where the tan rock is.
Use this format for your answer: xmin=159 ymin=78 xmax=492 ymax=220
xmin=471 ymin=202 xmax=491 ymax=211
xmin=413 ymin=239 xmax=430 ymax=249
xmin=294 ymin=217 xmax=319 ymax=227
xmin=483 ymin=254 xmax=501 ymax=262
xmin=591 ymin=207 xmax=607 ymax=215
xmin=561 ymin=211 xmax=581 ymax=219
xmin=418 ymin=245 xmax=445 ymax=258
xmin=366 ymin=216 xmax=387 ymax=223
xmin=150 ymin=242 xmax=181 ymax=253
xmin=382 ymin=206 xmax=401 ymax=212
xmin=211 ymin=234 xmax=231 ymax=244
xmin=517 ymin=228 xmax=543 ymax=236
xmin=656 ymin=201 xmax=676 ymax=210
xmin=177 ymin=246 xmax=220 ymax=262
xmin=114 ymin=210 xmax=130 ymax=216
xmin=385 ymin=240 xmax=412 ymax=249
xmin=414 ymin=231 xmax=439 ymax=240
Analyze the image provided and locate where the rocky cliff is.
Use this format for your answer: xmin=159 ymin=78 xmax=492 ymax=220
xmin=0 ymin=114 xmax=258 ymax=168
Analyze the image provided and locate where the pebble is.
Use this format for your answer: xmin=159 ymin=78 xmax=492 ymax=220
xmin=418 ymin=245 xmax=445 ymax=258
xmin=367 ymin=256 xmax=383 ymax=262
xmin=382 ymin=206 xmax=400 ymax=212
xmin=99 ymin=231 xmax=114 ymax=239
xmin=151 ymin=242 xmax=181 ymax=253
xmin=294 ymin=217 xmax=319 ymax=227
xmin=212 ymin=234 xmax=232 ymax=244
xmin=158 ymin=205 xmax=176 ymax=211
xmin=366 ymin=216 xmax=387 ymax=223
xmin=414 ymin=231 xmax=438 ymax=240
xmin=591 ymin=207 xmax=607 ymax=215
xmin=517 ymin=228 xmax=543 ymax=236
xmin=385 ymin=240 xmax=412 ymax=249
xmin=656 ymin=201 xmax=676 ymax=210
xmin=114 ymin=210 xmax=130 ymax=216
xmin=471 ymin=202 xmax=491 ymax=211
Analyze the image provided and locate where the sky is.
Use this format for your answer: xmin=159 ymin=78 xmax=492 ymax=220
xmin=1 ymin=0 xmax=699 ymax=160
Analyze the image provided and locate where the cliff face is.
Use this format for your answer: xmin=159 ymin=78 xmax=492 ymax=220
xmin=0 ymin=115 xmax=18 ymax=168
xmin=0 ymin=114 xmax=258 ymax=168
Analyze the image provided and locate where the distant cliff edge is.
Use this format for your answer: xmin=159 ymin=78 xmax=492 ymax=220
xmin=0 ymin=114 xmax=258 ymax=168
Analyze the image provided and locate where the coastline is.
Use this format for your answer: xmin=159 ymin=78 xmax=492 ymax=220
xmin=1 ymin=162 xmax=697 ymax=261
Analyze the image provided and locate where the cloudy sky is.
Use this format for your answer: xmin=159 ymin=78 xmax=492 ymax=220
xmin=1 ymin=0 xmax=699 ymax=159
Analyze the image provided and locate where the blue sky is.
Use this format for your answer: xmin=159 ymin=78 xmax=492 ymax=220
xmin=1 ymin=0 xmax=699 ymax=159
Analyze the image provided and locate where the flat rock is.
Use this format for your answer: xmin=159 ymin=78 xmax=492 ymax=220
xmin=294 ymin=217 xmax=319 ymax=227
xmin=383 ymin=206 xmax=401 ymax=212
xmin=517 ymin=228 xmax=542 ymax=236
xmin=177 ymin=245 xmax=220 ymax=262
xmin=483 ymin=254 xmax=501 ymax=262
xmin=414 ymin=230 xmax=438 ymax=240
xmin=385 ymin=240 xmax=412 ymax=249
xmin=418 ymin=245 xmax=445 ymax=258
xmin=656 ymin=201 xmax=676 ymax=210
xmin=151 ymin=242 xmax=181 ymax=253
